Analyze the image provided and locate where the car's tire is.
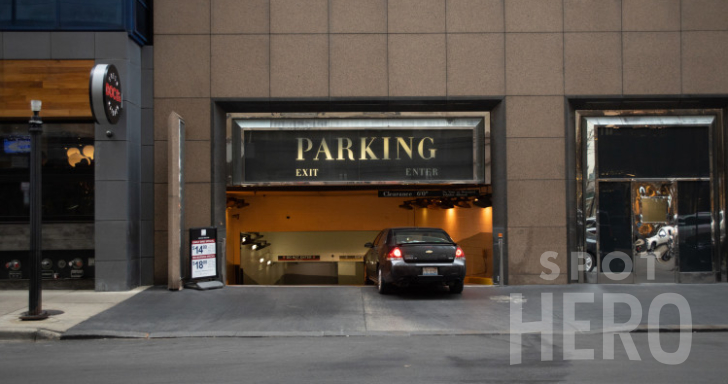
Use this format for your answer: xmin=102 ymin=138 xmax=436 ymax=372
xmin=448 ymin=280 xmax=464 ymax=294
xmin=377 ymin=267 xmax=391 ymax=294
xmin=447 ymin=281 xmax=465 ymax=294
xmin=584 ymin=252 xmax=595 ymax=272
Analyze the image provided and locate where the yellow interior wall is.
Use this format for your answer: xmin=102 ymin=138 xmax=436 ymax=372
xmin=415 ymin=206 xmax=493 ymax=278
xmin=225 ymin=190 xmax=492 ymax=284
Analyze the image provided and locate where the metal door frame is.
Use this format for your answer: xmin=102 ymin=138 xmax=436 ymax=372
xmin=576 ymin=110 xmax=725 ymax=284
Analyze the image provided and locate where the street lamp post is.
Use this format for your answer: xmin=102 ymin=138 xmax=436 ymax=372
xmin=21 ymin=100 xmax=48 ymax=321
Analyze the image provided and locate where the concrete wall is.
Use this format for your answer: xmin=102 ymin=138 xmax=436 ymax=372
xmin=1 ymin=31 xmax=155 ymax=291
xmin=153 ymin=0 xmax=728 ymax=285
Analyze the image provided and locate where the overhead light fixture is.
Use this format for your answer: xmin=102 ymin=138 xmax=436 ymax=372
xmin=438 ymin=198 xmax=455 ymax=209
xmin=414 ymin=199 xmax=429 ymax=208
xmin=455 ymin=198 xmax=471 ymax=208
xmin=473 ymin=194 xmax=492 ymax=208
xmin=66 ymin=145 xmax=94 ymax=167
xmin=251 ymin=240 xmax=270 ymax=250
xmin=242 ymin=232 xmax=263 ymax=245
xmin=226 ymin=197 xmax=249 ymax=209
xmin=399 ymin=201 xmax=414 ymax=210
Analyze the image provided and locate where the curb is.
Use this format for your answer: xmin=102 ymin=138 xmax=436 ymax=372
xmin=45 ymin=326 xmax=728 ymax=341
xmin=61 ymin=330 xmax=151 ymax=340
xmin=8 ymin=325 xmax=728 ymax=342
xmin=0 ymin=328 xmax=61 ymax=341
xmin=631 ymin=324 xmax=728 ymax=333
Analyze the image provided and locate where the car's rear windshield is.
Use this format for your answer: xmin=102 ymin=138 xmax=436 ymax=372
xmin=392 ymin=230 xmax=452 ymax=244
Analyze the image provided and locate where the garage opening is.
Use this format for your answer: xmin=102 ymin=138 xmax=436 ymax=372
xmin=224 ymin=113 xmax=492 ymax=286
xmin=225 ymin=189 xmax=493 ymax=285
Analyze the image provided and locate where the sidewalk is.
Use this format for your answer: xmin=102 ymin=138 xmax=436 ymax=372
xmin=0 ymin=287 xmax=148 ymax=340
xmin=2 ymin=284 xmax=728 ymax=341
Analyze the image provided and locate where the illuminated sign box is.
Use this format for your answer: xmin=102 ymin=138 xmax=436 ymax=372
xmin=228 ymin=114 xmax=489 ymax=186
xmin=3 ymin=137 xmax=30 ymax=154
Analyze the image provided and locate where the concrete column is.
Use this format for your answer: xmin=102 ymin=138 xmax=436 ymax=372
xmin=94 ymin=33 xmax=144 ymax=291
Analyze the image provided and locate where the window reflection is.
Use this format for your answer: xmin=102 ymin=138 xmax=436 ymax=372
xmin=0 ymin=123 xmax=94 ymax=222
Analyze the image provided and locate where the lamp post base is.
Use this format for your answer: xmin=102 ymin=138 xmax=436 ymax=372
xmin=20 ymin=311 xmax=49 ymax=321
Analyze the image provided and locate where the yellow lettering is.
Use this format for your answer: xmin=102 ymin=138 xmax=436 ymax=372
xmin=337 ymin=138 xmax=354 ymax=161
xmin=396 ymin=137 xmax=413 ymax=160
xmin=314 ymin=139 xmax=333 ymax=161
xmin=418 ymin=137 xmax=436 ymax=160
xmin=382 ymin=137 xmax=391 ymax=160
xmin=296 ymin=138 xmax=312 ymax=161
xmin=359 ymin=137 xmax=378 ymax=160
xmin=295 ymin=168 xmax=319 ymax=177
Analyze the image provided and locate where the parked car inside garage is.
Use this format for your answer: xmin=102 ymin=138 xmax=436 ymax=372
xmin=363 ymin=227 xmax=466 ymax=294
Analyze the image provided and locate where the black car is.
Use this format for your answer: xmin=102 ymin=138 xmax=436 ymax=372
xmin=363 ymin=227 xmax=466 ymax=294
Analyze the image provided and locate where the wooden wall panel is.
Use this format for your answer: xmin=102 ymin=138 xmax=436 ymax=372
xmin=0 ymin=60 xmax=94 ymax=119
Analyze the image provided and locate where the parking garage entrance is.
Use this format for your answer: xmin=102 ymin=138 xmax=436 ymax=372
xmin=225 ymin=189 xmax=493 ymax=285
xmin=224 ymin=113 xmax=492 ymax=286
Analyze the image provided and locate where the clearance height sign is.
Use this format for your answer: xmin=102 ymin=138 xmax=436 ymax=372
xmin=240 ymin=128 xmax=480 ymax=184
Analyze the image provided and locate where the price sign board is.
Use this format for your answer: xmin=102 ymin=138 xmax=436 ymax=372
xmin=190 ymin=227 xmax=218 ymax=280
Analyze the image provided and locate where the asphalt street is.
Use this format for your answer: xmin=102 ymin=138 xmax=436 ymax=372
xmin=62 ymin=284 xmax=728 ymax=338
xmin=2 ymin=333 xmax=727 ymax=384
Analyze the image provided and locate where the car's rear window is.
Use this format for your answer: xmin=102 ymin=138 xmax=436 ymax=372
xmin=392 ymin=230 xmax=452 ymax=244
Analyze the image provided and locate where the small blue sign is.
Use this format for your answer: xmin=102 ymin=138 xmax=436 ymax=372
xmin=3 ymin=137 xmax=31 ymax=154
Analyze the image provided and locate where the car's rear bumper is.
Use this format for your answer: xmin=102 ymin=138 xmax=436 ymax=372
xmin=384 ymin=259 xmax=466 ymax=286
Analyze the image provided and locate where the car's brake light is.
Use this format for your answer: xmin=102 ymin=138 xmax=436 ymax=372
xmin=387 ymin=247 xmax=403 ymax=260
xmin=455 ymin=247 xmax=465 ymax=258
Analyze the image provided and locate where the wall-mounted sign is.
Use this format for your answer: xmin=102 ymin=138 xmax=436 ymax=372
xmin=89 ymin=64 xmax=123 ymax=125
xmin=3 ymin=137 xmax=31 ymax=154
xmin=278 ymin=255 xmax=321 ymax=262
xmin=378 ymin=190 xmax=479 ymax=198
xmin=229 ymin=116 xmax=489 ymax=186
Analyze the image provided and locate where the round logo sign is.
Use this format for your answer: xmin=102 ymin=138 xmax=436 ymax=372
xmin=89 ymin=64 xmax=123 ymax=125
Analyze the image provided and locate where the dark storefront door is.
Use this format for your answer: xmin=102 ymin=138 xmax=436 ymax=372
xmin=579 ymin=113 xmax=723 ymax=284
xmin=596 ymin=180 xmax=715 ymax=284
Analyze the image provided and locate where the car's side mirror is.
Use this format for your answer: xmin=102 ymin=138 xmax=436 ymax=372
xmin=364 ymin=242 xmax=373 ymax=248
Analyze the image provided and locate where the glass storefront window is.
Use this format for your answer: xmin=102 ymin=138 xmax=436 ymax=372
xmin=59 ymin=0 xmax=124 ymax=28
xmin=0 ymin=0 xmax=151 ymax=44
xmin=597 ymin=126 xmax=710 ymax=179
xmin=0 ymin=122 xmax=94 ymax=222
xmin=14 ymin=0 xmax=56 ymax=24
